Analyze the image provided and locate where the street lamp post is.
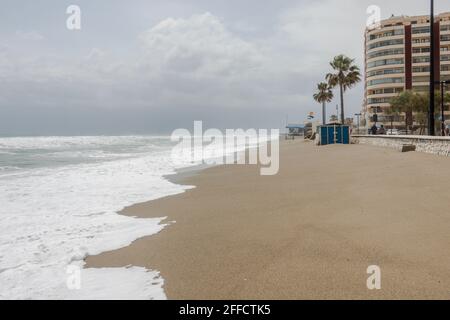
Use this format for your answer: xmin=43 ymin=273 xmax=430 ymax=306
xmin=436 ymin=80 xmax=450 ymax=136
xmin=441 ymin=81 xmax=445 ymax=136
xmin=429 ymin=0 xmax=436 ymax=136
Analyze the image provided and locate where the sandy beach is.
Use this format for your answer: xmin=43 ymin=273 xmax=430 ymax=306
xmin=86 ymin=140 xmax=450 ymax=300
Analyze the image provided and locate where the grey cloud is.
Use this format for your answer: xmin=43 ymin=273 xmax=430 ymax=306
xmin=1 ymin=0 xmax=450 ymax=135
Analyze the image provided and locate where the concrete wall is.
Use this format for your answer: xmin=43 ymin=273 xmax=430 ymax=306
xmin=352 ymin=135 xmax=450 ymax=157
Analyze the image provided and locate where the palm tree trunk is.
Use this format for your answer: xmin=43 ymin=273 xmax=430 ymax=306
xmin=322 ymin=101 xmax=326 ymax=125
xmin=339 ymin=83 xmax=344 ymax=124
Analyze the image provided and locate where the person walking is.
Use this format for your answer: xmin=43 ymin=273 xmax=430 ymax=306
xmin=371 ymin=124 xmax=378 ymax=135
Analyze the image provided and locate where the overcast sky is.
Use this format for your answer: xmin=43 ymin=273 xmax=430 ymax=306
xmin=1 ymin=0 xmax=450 ymax=135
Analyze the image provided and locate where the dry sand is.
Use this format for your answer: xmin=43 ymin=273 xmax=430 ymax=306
xmin=86 ymin=140 xmax=450 ymax=299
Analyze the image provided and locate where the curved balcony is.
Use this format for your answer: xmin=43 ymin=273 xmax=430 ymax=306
xmin=367 ymin=98 xmax=395 ymax=106
xmin=366 ymin=58 xmax=404 ymax=72
xmin=366 ymin=25 xmax=404 ymax=39
xmin=366 ymin=81 xmax=405 ymax=91
xmin=366 ymin=52 xmax=405 ymax=64
xmin=412 ymin=52 xmax=430 ymax=58
xmin=366 ymin=34 xmax=404 ymax=47
xmin=441 ymin=22 xmax=450 ymax=33
xmin=366 ymin=92 xmax=399 ymax=100
xmin=366 ymin=102 xmax=392 ymax=110
xmin=412 ymin=40 xmax=430 ymax=48
xmin=367 ymin=38 xmax=404 ymax=52
xmin=412 ymin=62 xmax=430 ymax=67
xmin=367 ymin=68 xmax=404 ymax=79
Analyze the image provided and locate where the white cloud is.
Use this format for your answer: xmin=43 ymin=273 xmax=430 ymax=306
xmin=138 ymin=13 xmax=265 ymax=77
xmin=15 ymin=30 xmax=45 ymax=41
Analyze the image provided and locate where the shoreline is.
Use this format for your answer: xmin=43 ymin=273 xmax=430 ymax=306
xmin=86 ymin=140 xmax=450 ymax=299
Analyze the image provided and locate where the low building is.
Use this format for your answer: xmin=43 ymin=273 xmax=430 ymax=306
xmin=285 ymin=124 xmax=305 ymax=138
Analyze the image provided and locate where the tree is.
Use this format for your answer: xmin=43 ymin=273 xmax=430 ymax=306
xmin=389 ymin=90 xmax=416 ymax=132
xmin=388 ymin=90 xmax=450 ymax=135
xmin=429 ymin=90 xmax=450 ymax=134
xmin=326 ymin=55 xmax=361 ymax=124
xmin=313 ymin=82 xmax=333 ymax=125
xmin=412 ymin=92 xmax=428 ymax=134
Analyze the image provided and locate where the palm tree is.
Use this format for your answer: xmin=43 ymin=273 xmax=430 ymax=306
xmin=313 ymin=82 xmax=333 ymax=125
xmin=326 ymin=55 xmax=361 ymax=124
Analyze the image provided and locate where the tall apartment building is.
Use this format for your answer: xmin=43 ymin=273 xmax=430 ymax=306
xmin=363 ymin=13 xmax=450 ymax=131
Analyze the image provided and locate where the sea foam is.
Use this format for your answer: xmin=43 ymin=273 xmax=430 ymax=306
xmin=0 ymin=134 xmax=263 ymax=299
xmin=0 ymin=136 xmax=193 ymax=299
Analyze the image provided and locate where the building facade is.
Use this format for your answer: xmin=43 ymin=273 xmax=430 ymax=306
xmin=363 ymin=13 xmax=450 ymax=131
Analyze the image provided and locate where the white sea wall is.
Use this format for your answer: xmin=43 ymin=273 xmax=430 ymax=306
xmin=352 ymin=135 xmax=450 ymax=157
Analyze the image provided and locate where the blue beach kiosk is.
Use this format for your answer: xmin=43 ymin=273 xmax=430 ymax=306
xmin=317 ymin=124 xmax=350 ymax=145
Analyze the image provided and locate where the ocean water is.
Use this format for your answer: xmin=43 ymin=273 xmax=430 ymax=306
xmin=0 ymin=134 xmax=264 ymax=300
xmin=0 ymin=135 xmax=199 ymax=300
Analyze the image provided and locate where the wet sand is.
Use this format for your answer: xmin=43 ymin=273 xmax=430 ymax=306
xmin=86 ymin=140 xmax=450 ymax=299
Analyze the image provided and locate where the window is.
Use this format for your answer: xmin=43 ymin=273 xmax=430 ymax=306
xmin=441 ymin=35 xmax=450 ymax=42
xmin=369 ymin=29 xmax=404 ymax=40
xmin=368 ymin=78 xmax=404 ymax=86
xmin=371 ymin=107 xmax=383 ymax=113
xmin=367 ymin=68 xmax=404 ymax=77
xmin=383 ymin=88 xmax=403 ymax=94
xmin=368 ymin=97 xmax=393 ymax=104
xmin=367 ymin=48 xmax=404 ymax=59
xmin=413 ymin=66 xmax=430 ymax=73
xmin=368 ymin=88 xmax=403 ymax=95
xmin=412 ymin=38 xmax=430 ymax=44
xmin=367 ymin=58 xmax=404 ymax=68
xmin=413 ymin=56 xmax=430 ymax=63
xmin=368 ymin=39 xmax=403 ymax=50
xmin=412 ymin=26 xmax=430 ymax=34
xmin=412 ymin=47 xmax=430 ymax=54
